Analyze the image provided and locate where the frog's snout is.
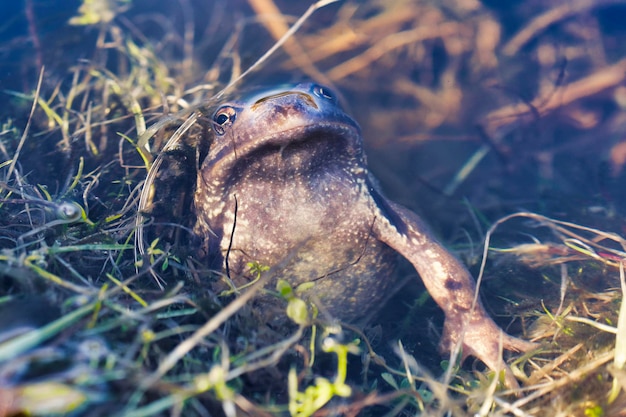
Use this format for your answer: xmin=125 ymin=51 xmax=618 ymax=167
xmin=252 ymin=91 xmax=318 ymax=111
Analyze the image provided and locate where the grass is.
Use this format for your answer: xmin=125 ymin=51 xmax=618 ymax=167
xmin=1 ymin=0 xmax=626 ymax=416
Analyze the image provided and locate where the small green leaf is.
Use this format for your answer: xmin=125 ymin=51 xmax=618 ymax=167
xmin=16 ymin=382 xmax=87 ymax=414
xmin=381 ymin=372 xmax=398 ymax=389
xmin=287 ymin=298 xmax=309 ymax=325
xmin=584 ymin=404 xmax=604 ymax=417
xmin=277 ymin=279 xmax=294 ymax=299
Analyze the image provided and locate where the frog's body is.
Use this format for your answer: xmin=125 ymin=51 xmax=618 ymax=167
xmin=192 ymin=83 xmax=534 ymax=384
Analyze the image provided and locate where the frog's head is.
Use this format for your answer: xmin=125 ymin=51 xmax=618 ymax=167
xmin=199 ymin=83 xmax=365 ymax=186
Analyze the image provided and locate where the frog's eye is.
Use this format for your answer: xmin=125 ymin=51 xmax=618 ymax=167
xmin=212 ymin=106 xmax=237 ymax=135
xmin=312 ymin=84 xmax=336 ymax=102
xmin=215 ymin=113 xmax=229 ymax=125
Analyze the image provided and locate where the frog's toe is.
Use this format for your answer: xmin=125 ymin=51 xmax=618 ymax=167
xmin=502 ymin=333 xmax=538 ymax=353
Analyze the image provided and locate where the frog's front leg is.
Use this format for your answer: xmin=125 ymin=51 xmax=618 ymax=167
xmin=371 ymin=198 xmax=536 ymax=386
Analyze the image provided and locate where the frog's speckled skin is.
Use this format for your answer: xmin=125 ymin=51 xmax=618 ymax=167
xmin=193 ymin=83 xmax=535 ymax=384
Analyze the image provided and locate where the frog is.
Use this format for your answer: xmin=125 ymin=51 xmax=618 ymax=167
xmin=192 ymin=82 xmax=535 ymax=385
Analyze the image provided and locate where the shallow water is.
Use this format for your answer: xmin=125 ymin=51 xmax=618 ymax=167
xmin=2 ymin=1 xmax=626 ymax=416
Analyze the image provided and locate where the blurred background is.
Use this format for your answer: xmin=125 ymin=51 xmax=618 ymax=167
xmin=2 ymin=0 xmax=626 ymax=236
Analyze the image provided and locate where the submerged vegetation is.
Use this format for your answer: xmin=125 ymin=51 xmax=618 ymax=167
xmin=1 ymin=0 xmax=626 ymax=415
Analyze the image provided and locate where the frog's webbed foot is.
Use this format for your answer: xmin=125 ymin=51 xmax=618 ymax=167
xmin=441 ymin=309 xmax=537 ymax=388
xmin=371 ymin=196 xmax=537 ymax=387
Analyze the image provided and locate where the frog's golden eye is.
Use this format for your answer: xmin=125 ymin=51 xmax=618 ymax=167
xmin=213 ymin=106 xmax=237 ymax=135
xmin=312 ymin=84 xmax=336 ymax=102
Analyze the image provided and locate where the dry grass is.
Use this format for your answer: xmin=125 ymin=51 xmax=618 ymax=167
xmin=1 ymin=0 xmax=626 ymax=416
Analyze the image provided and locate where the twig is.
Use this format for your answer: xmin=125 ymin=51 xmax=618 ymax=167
xmin=503 ymin=0 xmax=626 ymax=56
xmin=246 ymin=0 xmax=332 ymax=84
xmin=482 ymin=58 xmax=626 ymax=138
xmin=218 ymin=0 xmax=339 ymax=97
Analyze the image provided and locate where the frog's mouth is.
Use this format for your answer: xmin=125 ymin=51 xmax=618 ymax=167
xmin=259 ymin=122 xmax=360 ymax=157
xmin=231 ymin=122 xmax=363 ymax=178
